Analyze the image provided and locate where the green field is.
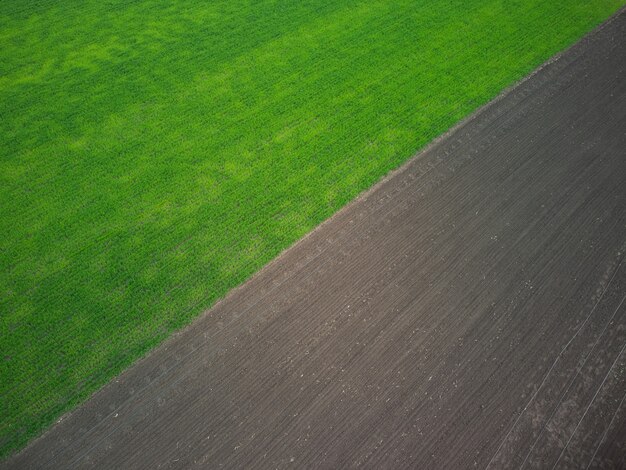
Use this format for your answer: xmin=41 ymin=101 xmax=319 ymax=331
xmin=1 ymin=0 xmax=623 ymax=458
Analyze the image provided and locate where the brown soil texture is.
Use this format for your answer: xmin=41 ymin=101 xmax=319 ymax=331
xmin=5 ymin=9 xmax=626 ymax=470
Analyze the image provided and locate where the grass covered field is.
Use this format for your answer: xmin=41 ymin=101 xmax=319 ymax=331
xmin=1 ymin=0 xmax=623 ymax=458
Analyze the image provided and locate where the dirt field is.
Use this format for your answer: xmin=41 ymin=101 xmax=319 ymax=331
xmin=5 ymin=9 xmax=626 ymax=470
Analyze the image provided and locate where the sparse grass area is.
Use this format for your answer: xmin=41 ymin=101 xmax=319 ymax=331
xmin=1 ymin=0 xmax=623 ymax=459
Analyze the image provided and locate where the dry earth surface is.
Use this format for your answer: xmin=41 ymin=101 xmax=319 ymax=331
xmin=5 ymin=9 xmax=626 ymax=470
